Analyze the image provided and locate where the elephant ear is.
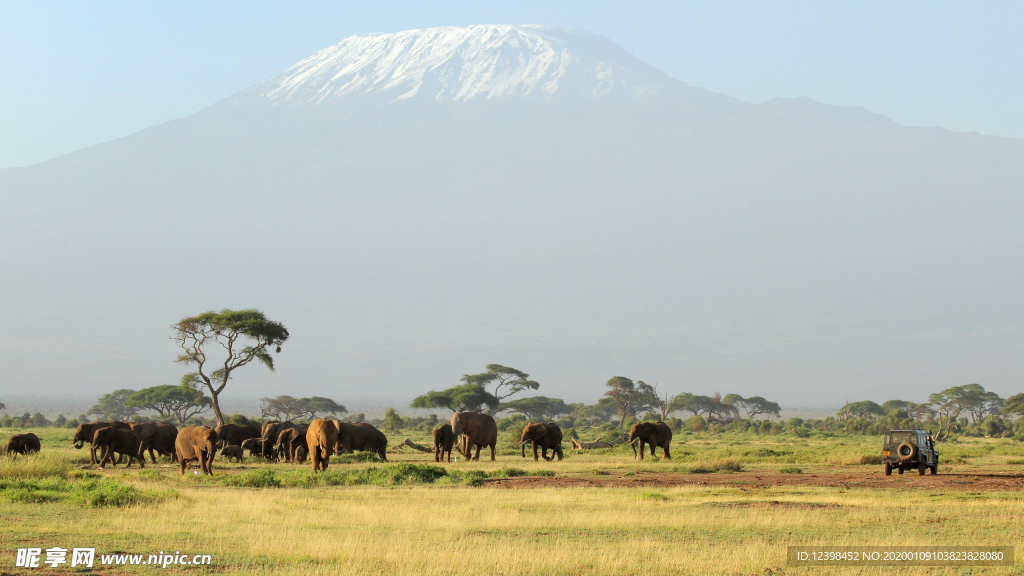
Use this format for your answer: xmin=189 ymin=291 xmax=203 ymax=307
xmin=533 ymin=425 xmax=547 ymax=439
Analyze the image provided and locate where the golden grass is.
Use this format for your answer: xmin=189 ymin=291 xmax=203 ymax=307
xmin=3 ymin=428 xmax=1024 ymax=574
xmin=4 ymin=475 xmax=1024 ymax=575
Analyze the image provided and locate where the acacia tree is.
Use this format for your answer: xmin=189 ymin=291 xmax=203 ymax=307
xmin=87 ymin=389 xmax=139 ymax=421
xmin=604 ymin=377 xmax=654 ymax=426
xmin=127 ymin=381 xmax=212 ymax=424
xmin=461 ymin=365 xmax=539 ymax=406
xmin=411 ymin=383 xmax=500 ymax=413
xmin=731 ymin=395 xmax=781 ymax=419
xmin=173 ymin=309 xmax=289 ymax=426
xmin=500 ymin=396 xmax=571 ymax=421
xmin=259 ymin=395 xmax=346 ymax=420
xmin=1000 ymin=393 xmax=1024 ymax=419
xmin=260 ymin=396 xmax=304 ymax=420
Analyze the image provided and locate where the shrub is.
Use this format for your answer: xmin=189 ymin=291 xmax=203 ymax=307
xmin=489 ymin=467 xmax=529 ymax=478
xmin=779 ymin=467 xmax=803 ymax=474
xmin=1 ymin=474 xmax=169 ymax=507
xmin=365 ymin=463 xmax=448 ymax=485
xmin=690 ymin=459 xmax=743 ymax=473
xmin=221 ymin=470 xmax=281 ymax=488
xmin=460 ymin=470 xmax=487 ymax=486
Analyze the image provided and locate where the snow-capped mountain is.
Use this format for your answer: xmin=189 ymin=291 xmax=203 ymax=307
xmin=246 ymin=25 xmax=675 ymax=105
xmin=1 ymin=26 xmax=1023 ymax=408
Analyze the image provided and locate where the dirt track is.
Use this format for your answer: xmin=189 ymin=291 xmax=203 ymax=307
xmin=486 ymin=471 xmax=1024 ymax=492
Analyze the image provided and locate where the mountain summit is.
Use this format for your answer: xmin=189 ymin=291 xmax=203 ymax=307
xmin=1 ymin=26 xmax=1022 ymax=406
xmin=243 ymin=25 xmax=677 ymax=105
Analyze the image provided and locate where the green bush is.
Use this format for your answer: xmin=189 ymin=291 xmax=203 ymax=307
xmin=221 ymin=470 xmax=281 ymax=488
xmin=779 ymin=466 xmax=803 ymax=474
xmin=460 ymin=470 xmax=487 ymax=486
xmin=0 ymin=474 xmax=170 ymax=507
xmin=489 ymin=466 xmax=529 ymax=478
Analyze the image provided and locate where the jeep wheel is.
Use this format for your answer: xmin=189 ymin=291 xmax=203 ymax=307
xmin=884 ymin=462 xmax=892 ymax=476
xmin=897 ymin=467 xmax=904 ymax=475
xmin=930 ymin=464 xmax=937 ymax=475
xmin=918 ymin=463 xmax=926 ymax=475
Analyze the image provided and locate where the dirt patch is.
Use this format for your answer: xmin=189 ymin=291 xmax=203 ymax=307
xmin=485 ymin=471 xmax=1024 ymax=492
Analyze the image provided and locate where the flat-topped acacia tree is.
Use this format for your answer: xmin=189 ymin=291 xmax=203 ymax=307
xmin=172 ymin=309 xmax=289 ymax=426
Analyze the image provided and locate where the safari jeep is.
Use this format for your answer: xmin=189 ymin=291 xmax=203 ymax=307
xmin=882 ymin=429 xmax=938 ymax=476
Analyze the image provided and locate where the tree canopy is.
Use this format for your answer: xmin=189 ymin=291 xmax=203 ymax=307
xmin=461 ymin=365 xmax=539 ymax=404
xmin=127 ymin=381 xmax=212 ymax=424
xmin=730 ymin=395 xmax=781 ymax=419
xmin=410 ymin=383 xmax=500 ymax=413
xmin=603 ymin=377 xmax=656 ymax=426
xmin=500 ymin=396 xmax=571 ymax=421
xmin=87 ymin=389 xmax=138 ymax=421
xmin=837 ymin=400 xmax=885 ymax=420
xmin=259 ymin=395 xmax=347 ymax=420
xmin=173 ymin=308 xmax=289 ymax=426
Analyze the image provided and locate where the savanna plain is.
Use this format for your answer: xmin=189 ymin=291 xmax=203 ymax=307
xmin=3 ymin=427 xmax=1024 ymax=575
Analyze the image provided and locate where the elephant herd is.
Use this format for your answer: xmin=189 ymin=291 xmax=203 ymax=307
xmin=514 ymin=419 xmax=673 ymax=462
xmin=7 ymin=414 xmax=675 ymax=474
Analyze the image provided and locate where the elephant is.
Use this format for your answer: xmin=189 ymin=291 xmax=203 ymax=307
xmin=98 ymin=428 xmax=145 ymax=469
xmin=451 ymin=412 xmax=498 ymax=461
xmin=520 ymin=422 xmax=564 ymax=462
xmin=306 ymin=419 xmax=338 ymax=472
xmin=628 ymin=422 xmax=672 ymax=460
xmin=276 ymin=426 xmax=309 ymax=463
xmin=432 ymin=424 xmax=456 ymax=463
xmin=215 ymin=423 xmax=260 ymax=449
xmin=129 ymin=422 xmax=179 ymax=463
xmin=241 ymin=438 xmax=274 ymax=459
xmin=220 ymin=445 xmax=244 ymax=463
xmin=294 ymin=445 xmax=308 ymax=463
xmin=72 ymin=422 xmax=131 ymax=464
xmin=333 ymin=421 xmax=388 ymax=461
xmin=261 ymin=420 xmax=296 ymax=444
xmin=175 ymin=425 xmax=217 ymax=475
xmin=6 ymin=433 xmax=41 ymax=455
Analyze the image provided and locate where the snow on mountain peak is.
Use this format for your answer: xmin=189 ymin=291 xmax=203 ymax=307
xmin=252 ymin=25 xmax=675 ymax=105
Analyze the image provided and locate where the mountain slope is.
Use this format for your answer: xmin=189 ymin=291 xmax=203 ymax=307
xmin=1 ymin=26 xmax=1022 ymax=409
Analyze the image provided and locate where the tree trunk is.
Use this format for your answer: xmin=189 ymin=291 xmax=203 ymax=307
xmin=392 ymin=439 xmax=433 ymax=453
xmin=210 ymin=392 xmax=225 ymax=427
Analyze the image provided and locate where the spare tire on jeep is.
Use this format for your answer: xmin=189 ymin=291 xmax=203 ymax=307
xmin=897 ymin=441 xmax=916 ymax=460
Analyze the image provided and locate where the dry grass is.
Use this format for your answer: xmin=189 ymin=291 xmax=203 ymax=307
xmin=3 ymin=428 xmax=1024 ymax=574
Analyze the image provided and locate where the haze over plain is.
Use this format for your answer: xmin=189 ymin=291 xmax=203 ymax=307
xmin=2 ymin=24 xmax=1022 ymax=411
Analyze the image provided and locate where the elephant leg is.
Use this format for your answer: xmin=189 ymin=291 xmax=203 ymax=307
xmin=178 ymin=452 xmax=186 ymax=475
xmin=533 ymin=442 xmax=539 ymax=462
xmin=490 ymin=439 xmax=496 ymax=462
xmin=639 ymin=440 xmax=645 ymax=460
xmin=663 ymin=444 xmax=671 ymax=460
xmin=472 ymin=444 xmax=481 ymax=461
xmin=311 ymin=449 xmax=320 ymax=473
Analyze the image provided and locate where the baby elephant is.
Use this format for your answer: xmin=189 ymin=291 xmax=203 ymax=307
xmin=6 ymin=433 xmax=41 ymax=456
xmin=220 ymin=445 xmax=244 ymax=463
xmin=432 ymin=424 xmax=456 ymax=462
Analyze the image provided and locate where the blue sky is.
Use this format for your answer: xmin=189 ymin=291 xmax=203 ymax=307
xmin=1 ymin=1 xmax=1021 ymax=169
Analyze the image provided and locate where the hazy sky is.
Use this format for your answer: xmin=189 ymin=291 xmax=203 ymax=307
xmin=1 ymin=1 xmax=1021 ymax=169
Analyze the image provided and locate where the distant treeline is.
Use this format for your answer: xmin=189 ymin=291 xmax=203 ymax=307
xmin=4 ymin=375 xmax=1019 ymax=443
